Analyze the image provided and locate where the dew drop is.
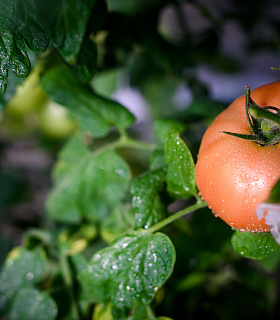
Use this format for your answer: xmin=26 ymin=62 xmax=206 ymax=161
xmin=247 ymin=184 xmax=253 ymax=189
xmin=26 ymin=272 xmax=34 ymax=281
xmin=245 ymin=174 xmax=250 ymax=180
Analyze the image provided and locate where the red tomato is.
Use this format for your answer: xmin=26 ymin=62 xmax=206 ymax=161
xmin=195 ymin=81 xmax=280 ymax=232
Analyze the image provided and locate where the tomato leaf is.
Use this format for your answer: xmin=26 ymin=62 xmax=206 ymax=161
xmin=154 ymin=119 xmax=186 ymax=144
xmin=41 ymin=67 xmax=135 ymax=137
xmin=231 ymin=230 xmax=279 ymax=260
xmin=78 ymin=232 xmax=175 ymax=319
xmin=0 ymin=0 xmax=48 ymax=92
xmin=69 ymin=36 xmax=98 ymax=83
xmin=52 ymin=134 xmax=90 ymax=181
xmin=9 ymin=287 xmax=57 ymax=320
xmin=131 ymin=168 xmax=167 ymax=229
xmin=35 ymin=0 xmax=100 ymax=82
xmin=267 ymin=179 xmax=280 ymax=204
xmin=101 ymin=204 xmax=134 ymax=243
xmin=48 ymin=0 xmax=96 ymax=65
xmin=149 ymin=149 xmax=166 ymax=171
xmin=47 ymin=149 xmax=131 ymax=223
xmin=164 ymin=130 xmax=197 ymax=198
xmin=0 ymin=247 xmax=48 ymax=314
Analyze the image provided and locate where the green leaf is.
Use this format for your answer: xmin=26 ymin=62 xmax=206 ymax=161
xmin=268 ymin=179 xmax=280 ymax=203
xmin=52 ymin=133 xmax=90 ymax=181
xmin=0 ymin=247 xmax=48 ymax=313
xmin=153 ymin=119 xmax=186 ymax=144
xmin=9 ymin=287 xmax=57 ymax=320
xmin=164 ymin=130 xmax=196 ymax=198
xmin=0 ymin=0 xmax=48 ymax=92
xmin=50 ymin=0 xmax=96 ymax=65
xmin=149 ymin=149 xmax=166 ymax=171
xmin=78 ymin=232 xmax=175 ymax=319
xmin=69 ymin=36 xmax=98 ymax=83
xmin=101 ymin=204 xmax=134 ymax=243
xmin=131 ymin=168 xmax=167 ymax=229
xmin=41 ymin=67 xmax=135 ymax=138
xmin=47 ymin=149 xmax=131 ymax=223
xmin=231 ymin=230 xmax=279 ymax=260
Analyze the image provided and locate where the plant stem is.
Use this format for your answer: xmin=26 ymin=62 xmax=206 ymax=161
xmin=249 ymin=106 xmax=280 ymax=126
xmin=92 ymin=135 xmax=156 ymax=157
xmin=147 ymin=200 xmax=207 ymax=234
xmin=117 ymin=135 xmax=156 ymax=151
xmin=60 ymin=253 xmax=80 ymax=320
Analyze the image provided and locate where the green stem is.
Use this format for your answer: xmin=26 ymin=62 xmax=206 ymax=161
xmin=245 ymin=85 xmax=255 ymax=133
xmin=146 ymin=304 xmax=157 ymax=319
xmin=60 ymin=254 xmax=80 ymax=320
xmin=147 ymin=200 xmax=207 ymax=234
xmin=117 ymin=135 xmax=156 ymax=151
xmin=248 ymin=106 xmax=280 ymax=126
xmin=92 ymin=135 xmax=156 ymax=156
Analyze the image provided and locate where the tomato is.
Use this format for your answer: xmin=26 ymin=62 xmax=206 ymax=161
xmin=38 ymin=101 xmax=77 ymax=139
xmin=195 ymin=81 xmax=280 ymax=232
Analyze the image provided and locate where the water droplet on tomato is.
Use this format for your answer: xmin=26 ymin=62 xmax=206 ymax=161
xmin=245 ymin=174 xmax=250 ymax=179
xmin=247 ymin=184 xmax=253 ymax=189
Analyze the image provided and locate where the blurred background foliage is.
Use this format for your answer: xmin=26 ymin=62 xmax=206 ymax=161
xmin=1 ymin=0 xmax=280 ymax=319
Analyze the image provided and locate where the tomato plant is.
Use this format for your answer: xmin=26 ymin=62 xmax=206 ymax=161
xmin=1 ymin=1 xmax=280 ymax=320
xmin=196 ymin=82 xmax=280 ymax=232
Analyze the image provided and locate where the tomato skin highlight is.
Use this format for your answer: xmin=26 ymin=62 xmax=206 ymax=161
xmin=195 ymin=81 xmax=280 ymax=232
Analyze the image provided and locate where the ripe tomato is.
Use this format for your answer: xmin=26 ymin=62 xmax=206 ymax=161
xmin=195 ymin=81 xmax=280 ymax=232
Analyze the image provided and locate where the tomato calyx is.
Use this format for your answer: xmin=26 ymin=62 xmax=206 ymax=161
xmin=223 ymin=85 xmax=280 ymax=146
